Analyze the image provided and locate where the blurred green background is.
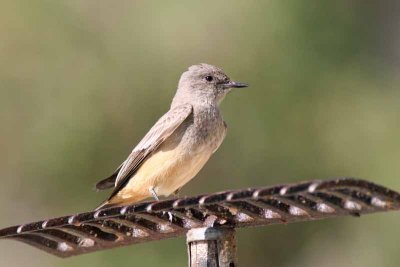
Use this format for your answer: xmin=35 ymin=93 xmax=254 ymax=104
xmin=1 ymin=1 xmax=400 ymax=266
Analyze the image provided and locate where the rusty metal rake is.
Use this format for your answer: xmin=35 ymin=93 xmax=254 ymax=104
xmin=0 ymin=178 xmax=399 ymax=265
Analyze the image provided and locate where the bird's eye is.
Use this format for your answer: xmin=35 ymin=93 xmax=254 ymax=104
xmin=205 ymin=76 xmax=213 ymax=82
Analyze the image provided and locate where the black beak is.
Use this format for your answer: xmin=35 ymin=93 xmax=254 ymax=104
xmin=223 ymin=81 xmax=249 ymax=88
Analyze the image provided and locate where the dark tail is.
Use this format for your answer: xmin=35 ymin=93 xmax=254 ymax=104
xmin=94 ymin=174 xmax=118 ymax=191
xmin=94 ymin=164 xmax=123 ymax=191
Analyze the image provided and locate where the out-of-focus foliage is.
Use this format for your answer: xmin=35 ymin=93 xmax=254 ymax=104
xmin=1 ymin=1 xmax=400 ymax=266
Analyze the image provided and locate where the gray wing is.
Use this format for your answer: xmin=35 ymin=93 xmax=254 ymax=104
xmin=106 ymin=104 xmax=193 ymax=200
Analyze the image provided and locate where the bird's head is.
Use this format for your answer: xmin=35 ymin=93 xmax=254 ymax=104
xmin=172 ymin=63 xmax=248 ymax=106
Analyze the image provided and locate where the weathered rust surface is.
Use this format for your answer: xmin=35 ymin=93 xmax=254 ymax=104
xmin=187 ymin=227 xmax=237 ymax=267
xmin=0 ymin=178 xmax=399 ymax=258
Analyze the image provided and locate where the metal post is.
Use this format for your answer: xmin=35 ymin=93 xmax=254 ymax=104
xmin=186 ymin=227 xmax=237 ymax=267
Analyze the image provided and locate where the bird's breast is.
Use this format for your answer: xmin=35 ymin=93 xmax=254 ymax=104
xmin=178 ymin=106 xmax=227 ymax=151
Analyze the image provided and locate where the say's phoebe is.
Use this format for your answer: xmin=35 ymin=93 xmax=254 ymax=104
xmin=95 ymin=63 xmax=248 ymax=209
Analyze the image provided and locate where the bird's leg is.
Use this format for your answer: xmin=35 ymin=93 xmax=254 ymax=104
xmin=149 ymin=188 xmax=173 ymax=222
xmin=149 ymin=188 xmax=160 ymax=201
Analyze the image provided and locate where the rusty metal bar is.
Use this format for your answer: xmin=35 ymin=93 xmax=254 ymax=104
xmin=0 ymin=178 xmax=399 ymax=258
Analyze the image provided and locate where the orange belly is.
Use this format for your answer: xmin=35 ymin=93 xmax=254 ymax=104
xmin=110 ymin=144 xmax=212 ymax=205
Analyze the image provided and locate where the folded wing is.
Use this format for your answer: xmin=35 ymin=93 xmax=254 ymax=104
xmin=101 ymin=104 xmax=193 ymax=200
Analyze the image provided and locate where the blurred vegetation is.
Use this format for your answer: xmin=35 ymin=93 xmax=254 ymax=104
xmin=1 ymin=1 xmax=400 ymax=266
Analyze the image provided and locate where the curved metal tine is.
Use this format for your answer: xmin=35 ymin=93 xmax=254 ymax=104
xmin=172 ymin=208 xmax=207 ymax=225
xmin=196 ymin=204 xmax=237 ymax=224
xmin=30 ymin=229 xmax=83 ymax=249
xmin=83 ymin=219 xmax=136 ymax=239
xmin=105 ymin=217 xmax=151 ymax=238
xmin=60 ymin=224 xmax=118 ymax=244
xmin=304 ymin=191 xmax=360 ymax=216
xmin=247 ymin=198 xmax=293 ymax=223
xmin=136 ymin=212 xmax=187 ymax=230
xmin=222 ymin=201 xmax=266 ymax=220
xmin=11 ymin=234 xmax=75 ymax=257
xmin=116 ymin=215 xmax=161 ymax=234
xmin=271 ymin=195 xmax=319 ymax=218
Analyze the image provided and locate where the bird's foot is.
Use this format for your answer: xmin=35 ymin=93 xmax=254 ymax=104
xmin=149 ymin=188 xmax=160 ymax=201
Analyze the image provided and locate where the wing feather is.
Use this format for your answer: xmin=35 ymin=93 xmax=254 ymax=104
xmin=107 ymin=104 xmax=193 ymax=200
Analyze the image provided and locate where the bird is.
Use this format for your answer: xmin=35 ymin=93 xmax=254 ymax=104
xmin=95 ymin=63 xmax=248 ymax=210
